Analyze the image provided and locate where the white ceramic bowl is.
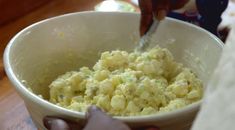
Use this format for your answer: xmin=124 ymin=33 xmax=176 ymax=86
xmin=4 ymin=12 xmax=223 ymax=130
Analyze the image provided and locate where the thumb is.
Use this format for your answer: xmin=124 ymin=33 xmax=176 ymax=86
xmin=43 ymin=116 xmax=82 ymax=130
xmin=84 ymin=106 xmax=130 ymax=130
xmin=152 ymin=0 xmax=169 ymax=20
xmin=43 ymin=116 xmax=70 ymax=130
xmin=86 ymin=105 xmax=111 ymax=121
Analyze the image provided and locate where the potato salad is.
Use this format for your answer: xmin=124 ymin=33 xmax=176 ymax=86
xmin=49 ymin=46 xmax=203 ymax=116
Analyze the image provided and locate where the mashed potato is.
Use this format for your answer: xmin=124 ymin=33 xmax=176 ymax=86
xmin=49 ymin=46 xmax=203 ymax=116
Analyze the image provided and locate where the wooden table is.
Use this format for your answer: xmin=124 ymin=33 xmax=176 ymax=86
xmin=0 ymin=0 xmax=103 ymax=129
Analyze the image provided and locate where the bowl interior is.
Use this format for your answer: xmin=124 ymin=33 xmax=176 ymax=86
xmin=6 ymin=12 xmax=223 ymax=104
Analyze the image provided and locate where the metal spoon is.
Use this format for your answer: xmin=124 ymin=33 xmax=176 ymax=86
xmin=136 ymin=17 xmax=160 ymax=51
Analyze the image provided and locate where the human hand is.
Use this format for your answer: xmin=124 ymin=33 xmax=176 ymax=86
xmin=43 ymin=106 xmax=159 ymax=130
xmin=139 ymin=0 xmax=189 ymax=36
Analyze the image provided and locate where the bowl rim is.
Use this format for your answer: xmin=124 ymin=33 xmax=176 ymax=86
xmin=3 ymin=11 xmax=224 ymax=122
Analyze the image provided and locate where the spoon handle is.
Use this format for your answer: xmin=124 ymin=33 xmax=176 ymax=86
xmin=137 ymin=18 xmax=160 ymax=51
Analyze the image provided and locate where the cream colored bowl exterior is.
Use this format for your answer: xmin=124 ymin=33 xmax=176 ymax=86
xmin=4 ymin=12 xmax=223 ymax=130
